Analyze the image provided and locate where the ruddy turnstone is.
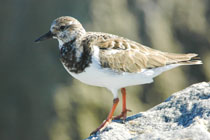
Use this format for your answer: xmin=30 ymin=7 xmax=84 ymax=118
xmin=35 ymin=16 xmax=202 ymax=134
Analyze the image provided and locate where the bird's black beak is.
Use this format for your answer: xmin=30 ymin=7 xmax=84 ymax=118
xmin=34 ymin=31 xmax=54 ymax=43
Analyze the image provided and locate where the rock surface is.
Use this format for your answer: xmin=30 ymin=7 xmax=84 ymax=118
xmin=85 ymin=82 xmax=210 ymax=140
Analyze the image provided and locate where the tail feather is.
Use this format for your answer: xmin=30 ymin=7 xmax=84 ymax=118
xmin=164 ymin=53 xmax=202 ymax=65
xmin=178 ymin=55 xmax=202 ymax=65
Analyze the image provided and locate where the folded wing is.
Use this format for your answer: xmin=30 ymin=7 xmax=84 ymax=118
xmin=90 ymin=34 xmax=202 ymax=73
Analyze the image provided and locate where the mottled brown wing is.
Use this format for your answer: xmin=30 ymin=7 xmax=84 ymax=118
xmin=94 ymin=37 xmax=200 ymax=73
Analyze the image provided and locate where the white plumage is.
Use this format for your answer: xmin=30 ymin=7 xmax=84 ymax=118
xmin=63 ymin=45 xmax=180 ymax=98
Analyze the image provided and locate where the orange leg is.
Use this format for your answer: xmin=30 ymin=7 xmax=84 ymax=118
xmin=113 ymin=88 xmax=131 ymax=121
xmin=90 ymin=98 xmax=119 ymax=135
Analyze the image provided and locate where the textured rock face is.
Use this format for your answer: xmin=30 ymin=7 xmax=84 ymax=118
xmin=86 ymin=82 xmax=210 ymax=140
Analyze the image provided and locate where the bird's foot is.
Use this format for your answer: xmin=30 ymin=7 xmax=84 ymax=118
xmin=90 ymin=98 xmax=119 ymax=135
xmin=90 ymin=118 xmax=112 ymax=136
xmin=113 ymin=109 xmax=132 ymax=121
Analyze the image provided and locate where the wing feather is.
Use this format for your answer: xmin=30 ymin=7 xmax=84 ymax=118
xmin=85 ymin=32 xmax=201 ymax=73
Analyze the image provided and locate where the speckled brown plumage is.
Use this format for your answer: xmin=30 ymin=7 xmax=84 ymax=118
xmin=46 ymin=16 xmax=201 ymax=74
xmin=36 ymin=16 xmax=201 ymax=74
xmin=75 ymin=32 xmax=201 ymax=73
xmin=58 ymin=30 xmax=201 ymax=73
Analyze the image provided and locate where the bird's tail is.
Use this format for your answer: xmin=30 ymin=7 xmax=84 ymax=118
xmin=164 ymin=53 xmax=202 ymax=65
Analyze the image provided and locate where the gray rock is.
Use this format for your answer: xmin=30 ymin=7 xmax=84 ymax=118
xmin=85 ymin=82 xmax=210 ymax=140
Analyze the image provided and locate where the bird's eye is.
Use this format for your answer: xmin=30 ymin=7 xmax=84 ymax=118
xmin=59 ymin=26 xmax=66 ymax=30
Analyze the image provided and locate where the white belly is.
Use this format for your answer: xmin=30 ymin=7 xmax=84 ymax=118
xmin=66 ymin=64 xmax=152 ymax=89
xmin=61 ymin=45 xmax=180 ymax=97
xmin=63 ymin=58 xmax=179 ymax=91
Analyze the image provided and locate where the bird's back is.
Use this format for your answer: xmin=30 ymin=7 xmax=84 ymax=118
xmin=82 ymin=32 xmax=202 ymax=73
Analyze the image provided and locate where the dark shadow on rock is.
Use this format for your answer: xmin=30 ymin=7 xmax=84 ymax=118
xmin=126 ymin=113 xmax=143 ymax=121
xmin=197 ymin=93 xmax=210 ymax=100
xmin=176 ymin=103 xmax=204 ymax=127
xmin=112 ymin=113 xmax=143 ymax=123
xmin=86 ymin=113 xmax=143 ymax=139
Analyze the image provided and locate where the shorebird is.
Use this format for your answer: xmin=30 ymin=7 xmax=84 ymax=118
xmin=35 ymin=16 xmax=202 ymax=135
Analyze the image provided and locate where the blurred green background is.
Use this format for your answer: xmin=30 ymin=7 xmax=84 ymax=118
xmin=0 ymin=0 xmax=210 ymax=140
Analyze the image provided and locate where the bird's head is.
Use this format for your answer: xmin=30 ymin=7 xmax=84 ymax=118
xmin=35 ymin=16 xmax=86 ymax=44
